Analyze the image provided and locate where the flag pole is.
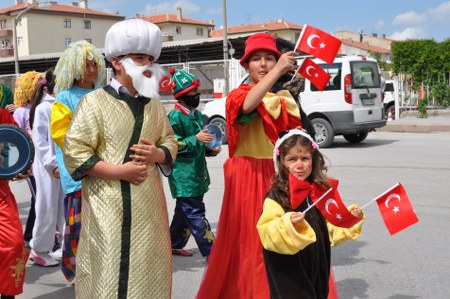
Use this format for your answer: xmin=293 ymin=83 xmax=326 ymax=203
xmin=361 ymin=182 xmax=401 ymax=210
xmin=302 ymin=187 xmax=332 ymax=214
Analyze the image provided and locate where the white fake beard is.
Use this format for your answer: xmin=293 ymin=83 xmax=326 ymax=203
xmin=120 ymin=57 xmax=164 ymax=99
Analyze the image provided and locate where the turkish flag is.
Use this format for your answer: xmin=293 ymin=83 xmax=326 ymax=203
xmin=312 ymin=187 xmax=362 ymax=228
xmin=375 ymin=183 xmax=419 ymax=235
xmin=159 ymin=75 xmax=173 ymax=92
xmin=297 ymin=57 xmax=331 ymax=91
xmin=295 ymin=24 xmax=342 ymax=64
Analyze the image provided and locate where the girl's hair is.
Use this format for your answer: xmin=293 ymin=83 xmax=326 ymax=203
xmin=271 ymin=134 xmax=330 ymax=211
xmin=29 ymin=68 xmax=56 ymax=129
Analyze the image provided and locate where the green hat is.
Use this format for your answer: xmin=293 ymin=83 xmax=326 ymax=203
xmin=169 ymin=68 xmax=201 ymax=99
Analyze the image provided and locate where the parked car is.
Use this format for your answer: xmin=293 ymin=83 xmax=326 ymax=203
xmin=383 ymin=79 xmax=396 ymax=118
xmin=202 ymin=55 xmax=387 ymax=148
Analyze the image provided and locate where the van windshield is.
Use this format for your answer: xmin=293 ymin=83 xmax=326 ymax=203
xmin=351 ymin=61 xmax=380 ymax=88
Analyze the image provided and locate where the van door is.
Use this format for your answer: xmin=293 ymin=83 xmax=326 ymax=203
xmin=350 ymin=60 xmax=384 ymax=122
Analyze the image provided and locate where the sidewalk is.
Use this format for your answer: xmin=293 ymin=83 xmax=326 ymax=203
xmin=380 ymin=109 xmax=450 ymax=133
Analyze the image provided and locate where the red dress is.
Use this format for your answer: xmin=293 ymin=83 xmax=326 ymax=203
xmin=0 ymin=108 xmax=29 ymax=296
xmin=196 ymin=85 xmax=302 ymax=298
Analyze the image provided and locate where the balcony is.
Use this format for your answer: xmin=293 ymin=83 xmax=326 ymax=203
xmin=0 ymin=28 xmax=13 ymax=37
xmin=0 ymin=47 xmax=14 ymax=58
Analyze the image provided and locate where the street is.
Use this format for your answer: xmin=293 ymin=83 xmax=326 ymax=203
xmin=13 ymin=130 xmax=450 ymax=299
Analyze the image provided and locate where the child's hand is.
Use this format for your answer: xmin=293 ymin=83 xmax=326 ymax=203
xmin=52 ymin=168 xmax=60 ymax=179
xmin=290 ymin=212 xmax=306 ymax=231
xmin=350 ymin=206 xmax=363 ymax=219
xmin=196 ymin=129 xmax=214 ymax=143
xmin=212 ymin=146 xmax=221 ymax=155
xmin=119 ymin=161 xmax=148 ymax=185
xmin=12 ymin=170 xmax=30 ymax=181
xmin=274 ymin=51 xmax=297 ymax=76
xmin=129 ymin=138 xmax=160 ymax=165
xmin=5 ymin=104 xmax=15 ymax=113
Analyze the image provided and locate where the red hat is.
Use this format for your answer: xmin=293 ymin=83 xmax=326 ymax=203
xmin=239 ymin=33 xmax=281 ymax=66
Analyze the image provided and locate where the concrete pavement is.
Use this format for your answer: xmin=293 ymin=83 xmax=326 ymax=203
xmin=380 ymin=109 xmax=450 ymax=133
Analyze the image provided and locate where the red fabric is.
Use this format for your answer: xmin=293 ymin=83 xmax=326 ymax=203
xmin=196 ymin=157 xmax=274 ymax=299
xmin=375 ymin=183 xmax=419 ymax=235
xmin=158 ymin=75 xmax=174 ymax=92
xmin=0 ymin=107 xmax=17 ymax=125
xmin=328 ymin=266 xmax=339 ymax=299
xmin=295 ymin=24 xmax=342 ymax=64
xmin=225 ymin=84 xmax=302 ymax=158
xmin=312 ymin=186 xmax=361 ymax=228
xmin=174 ymin=103 xmax=189 ymax=116
xmin=0 ymin=182 xmax=29 ymax=296
xmin=298 ymin=57 xmax=331 ymax=91
xmin=289 ymin=175 xmax=312 ymax=210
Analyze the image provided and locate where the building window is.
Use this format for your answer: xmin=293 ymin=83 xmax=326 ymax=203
xmin=64 ymin=18 xmax=71 ymax=28
xmin=84 ymin=20 xmax=91 ymax=29
xmin=85 ymin=38 xmax=92 ymax=43
xmin=0 ymin=19 xmax=6 ymax=29
xmin=17 ymin=37 xmax=23 ymax=46
xmin=65 ymin=38 xmax=72 ymax=48
xmin=196 ymin=27 xmax=203 ymax=36
xmin=176 ymin=25 xmax=181 ymax=34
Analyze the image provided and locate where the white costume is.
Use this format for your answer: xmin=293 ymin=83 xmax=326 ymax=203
xmin=30 ymin=93 xmax=65 ymax=252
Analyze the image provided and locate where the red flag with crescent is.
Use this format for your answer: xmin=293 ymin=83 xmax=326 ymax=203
xmin=311 ymin=187 xmax=362 ymax=228
xmin=295 ymin=24 xmax=342 ymax=64
xmin=159 ymin=75 xmax=173 ymax=92
xmin=375 ymin=183 xmax=419 ymax=235
xmin=297 ymin=57 xmax=331 ymax=91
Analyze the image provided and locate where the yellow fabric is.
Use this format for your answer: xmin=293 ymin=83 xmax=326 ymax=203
xmin=257 ymin=200 xmax=365 ymax=255
xmin=63 ymin=89 xmax=177 ymax=299
xmin=328 ymin=204 xmax=365 ymax=247
xmin=257 ymin=198 xmax=316 ymax=255
xmin=262 ymin=90 xmax=300 ymax=119
xmin=234 ymin=117 xmax=275 ymax=158
xmin=50 ymin=102 xmax=72 ymax=148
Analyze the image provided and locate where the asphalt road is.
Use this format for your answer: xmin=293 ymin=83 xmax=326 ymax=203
xmin=12 ymin=130 xmax=450 ymax=299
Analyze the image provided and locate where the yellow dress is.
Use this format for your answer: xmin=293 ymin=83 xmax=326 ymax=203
xmin=63 ymin=87 xmax=177 ymax=299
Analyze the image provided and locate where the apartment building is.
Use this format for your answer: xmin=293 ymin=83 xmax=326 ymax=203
xmin=0 ymin=0 xmax=124 ymax=58
xmin=141 ymin=7 xmax=215 ymax=42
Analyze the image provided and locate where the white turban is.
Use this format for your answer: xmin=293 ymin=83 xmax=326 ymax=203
xmin=104 ymin=18 xmax=162 ymax=62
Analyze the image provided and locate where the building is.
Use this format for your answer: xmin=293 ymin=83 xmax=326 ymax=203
xmin=0 ymin=0 xmax=124 ymax=59
xmin=334 ymin=31 xmax=393 ymax=62
xmin=210 ymin=19 xmax=303 ymax=45
xmin=140 ymin=7 xmax=215 ymax=42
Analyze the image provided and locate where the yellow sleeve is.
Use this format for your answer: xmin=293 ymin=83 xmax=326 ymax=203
xmin=257 ymin=198 xmax=316 ymax=255
xmin=51 ymin=101 xmax=72 ymax=148
xmin=328 ymin=204 xmax=365 ymax=247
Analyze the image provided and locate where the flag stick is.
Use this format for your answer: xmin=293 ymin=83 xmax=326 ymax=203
xmin=360 ymin=182 xmax=400 ymax=210
xmin=289 ymin=65 xmax=302 ymax=82
xmin=302 ymin=187 xmax=332 ymax=213
xmin=26 ymin=177 xmax=36 ymax=199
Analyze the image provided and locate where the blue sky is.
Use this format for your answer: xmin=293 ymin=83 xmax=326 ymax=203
xmin=61 ymin=0 xmax=450 ymax=41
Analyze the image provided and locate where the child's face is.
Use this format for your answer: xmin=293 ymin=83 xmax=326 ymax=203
xmin=244 ymin=50 xmax=277 ymax=85
xmin=83 ymin=58 xmax=98 ymax=84
xmin=283 ymin=144 xmax=312 ymax=180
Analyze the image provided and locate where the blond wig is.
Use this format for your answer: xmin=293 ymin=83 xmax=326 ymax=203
xmin=54 ymin=40 xmax=105 ymax=94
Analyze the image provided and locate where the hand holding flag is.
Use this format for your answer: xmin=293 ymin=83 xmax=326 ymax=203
xmin=295 ymin=24 xmax=342 ymax=64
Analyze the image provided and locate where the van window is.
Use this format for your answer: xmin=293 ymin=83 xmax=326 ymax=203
xmin=385 ymin=82 xmax=394 ymax=92
xmin=351 ymin=61 xmax=380 ymax=89
xmin=311 ymin=63 xmax=342 ymax=92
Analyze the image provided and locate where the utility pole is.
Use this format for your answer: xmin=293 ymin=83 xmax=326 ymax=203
xmin=222 ymin=0 xmax=229 ymax=97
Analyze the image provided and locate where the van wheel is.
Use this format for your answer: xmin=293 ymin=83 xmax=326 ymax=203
xmin=385 ymin=104 xmax=395 ymax=119
xmin=343 ymin=132 xmax=368 ymax=143
xmin=209 ymin=117 xmax=228 ymax=144
xmin=311 ymin=118 xmax=334 ymax=148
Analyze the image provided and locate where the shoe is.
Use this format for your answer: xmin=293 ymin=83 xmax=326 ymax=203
xmin=172 ymin=248 xmax=193 ymax=257
xmin=48 ymin=248 xmax=62 ymax=260
xmin=30 ymin=249 xmax=60 ymax=267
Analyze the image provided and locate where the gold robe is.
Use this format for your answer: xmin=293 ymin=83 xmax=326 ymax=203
xmin=63 ymin=87 xmax=177 ymax=299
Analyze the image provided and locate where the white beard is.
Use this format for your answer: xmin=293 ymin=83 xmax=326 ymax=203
xmin=120 ymin=57 xmax=164 ymax=99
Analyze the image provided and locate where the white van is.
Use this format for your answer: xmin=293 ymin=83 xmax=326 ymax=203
xmin=300 ymin=55 xmax=386 ymax=147
xmin=202 ymin=55 xmax=386 ymax=147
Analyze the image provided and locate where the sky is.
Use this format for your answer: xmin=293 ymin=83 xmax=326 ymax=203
xmin=58 ymin=0 xmax=450 ymax=42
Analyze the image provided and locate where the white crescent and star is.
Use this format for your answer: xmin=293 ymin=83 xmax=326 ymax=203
xmin=306 ymin=34 xmax=327 ymax=49
xmin=306 ymin=66 xmax=316 ymax=77
xmin=325 ymin=198 xmax=339 ymax=215
xmin=385 ymin=193 xmax=401 ymax=213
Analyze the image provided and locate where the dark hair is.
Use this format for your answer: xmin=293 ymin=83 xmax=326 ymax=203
xmin=271 ymin=37 xmax=316 ymax=140
xmin=271 ymin=134 xmax=330 ymax=211
xmin=30 ymin=68 xmax=56 ymax=129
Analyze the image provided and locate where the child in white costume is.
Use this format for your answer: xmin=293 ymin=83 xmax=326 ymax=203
xmin=29 ymin=70 xmax=65 ymax=267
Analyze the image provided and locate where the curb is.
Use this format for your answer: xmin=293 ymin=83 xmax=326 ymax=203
xmin=380 ymin=123 xmax=450 ymax=133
